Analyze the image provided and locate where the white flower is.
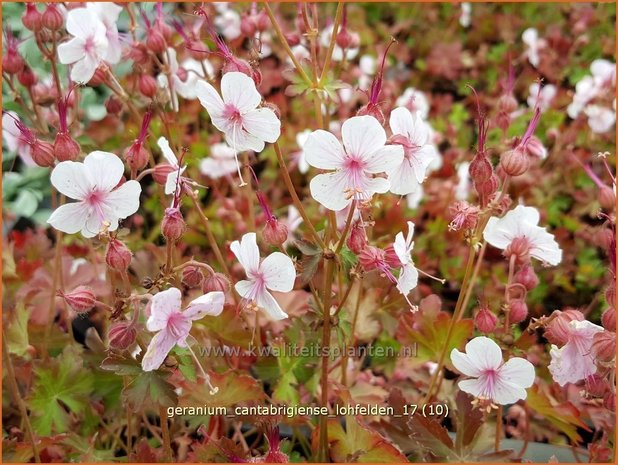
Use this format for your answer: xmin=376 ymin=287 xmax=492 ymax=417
xmin=548 ymin=320 xmax=604 ymax=386
xmin=47 ymin=151 xmax=141 ymax=237
xmin=455 ymin=162 xmax=471 ymax=201
xmin=527 ymin=83 xmax=556 ymax=112
xmin=157 ymin=137 xmax=186 ymax=196
xmin=386 ymin=107 xmax=437 ymax=196
xmin=142 ymin=288 xmax=224 ymax=372
xmin=57 ymin=8 xmax=109 ymax=83
xmin=283 ymin=205 xmax=303 ymax=247
xmin=393 ymin=221 xmax=419 ymax=297
xmin=590 ymin=59 xmax=616 ymax=86
xmin=231 ymin=232 xmax=296 ymax=321
xmin=396 ymin=87 xmax=430 ymax=120
xmin=304 ymin=115 xmax=404 ymax=211
xmin=460 ymin=2 xmax=472 ymax=28
xmin=358 ymin=54 xmax=376 ymax=90
xmin=483 ymin=205 xmax=562 ymax=266
xmin=451 ymin=336 xmax=535 ymax=405
xmin=199 ymin=143 xmax=238 ymax=179
xmin=196 ymin=72 xmax=280 ymax=154
xmin=319 ymin=24 xmax=359 ymax=62
xmin=2 ymin=112 xmax=34 ymax=166
xmin=86 ymin=2 xmax=123 ymax=64
xmin=567 ymin=59 xmax=615 ymax=130
xmin=406 ymin=187 xmax=424 ymax=209
xmin=215 ymin=8 xmax=241 ymax=40
xmin=293 ymin=129 xmax=312 ymax=174
xmin=522 ymin=28 xmax=545 ymax=68
xmin=584 ymin=105 xmax=616 ymax=134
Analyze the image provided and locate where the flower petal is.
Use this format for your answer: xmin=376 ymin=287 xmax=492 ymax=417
xmin=50 ymin=161 xmax=93 ymax=199
xmin=57 ymin=37 xmax=85 ymax=64
xmin=196 ymin=80 xmax=225 ymax=124
xmin=104 ymin=180 xmax=141 ymax=219
xmin=234 ymin=279 xmax=256 ymax=300
xmin=147 ymin=288 xmax=182 ymax=332
xmin=47 ymin=202 xmax=90 ymax=235
xmin=242 ymin=108 xmax=281 ymax=143
xmin=141 ymin=329 xmax=178 ymax=372
xmin=304 ymin=130 xmax=345 ymax=170
xmin=184 ymin=292 xmax=225 ymax=320
xmin=463 ymin=336 xmax=503 ymax=372
xmin=498 ymin=357 xmax=535 ymax=389
xmin=492 ymin=379 xmax=529 ymax=405
xmin=396 ymin=264 xmax=418 ymax=295
xmin=450 ymin=349 xmax=483 ymax=377
xmin=309 ymin=171 xmax=351 ymax=211
xmin=66 ymin=7 xmax=99 ymax=39
xmin=157 ymin=136 xmax=178 ymax=166
xmin=230 ymin=232 xmax=260 ymax=276
xmin=260 ymin=252 xmax=296 ymax=292
xmin=341 ymin=115 xmax=387 ymax=159
xmin=256 ymin=289 xmax=289 ymax=321
xmin=221 ymin=72 xmax=261 ymax=112
xmin=83 ymin=151 xmax=125 ymax=192
xmin=363 ymin=145 xmax=405 ymax=174
xmin=70 ymin=54 xmax=99 ymax=84
xmin=458 ymin=377 xmax=487 ymax=398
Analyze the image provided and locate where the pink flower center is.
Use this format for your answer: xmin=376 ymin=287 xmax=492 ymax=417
xmin=85 ymin=190 xmax=107 ymax=221
xmin=84 ymin=37 xmax=96 ymax=56
xmin=342 ymin=155 xmax=368 ymax=197
xmin=167 ymin=312 xmax=189 ymax=340
xmin=223 ymin=104 xmax=243 ymax=124
xmin=480 ymin=368 xmax=498 ymax=398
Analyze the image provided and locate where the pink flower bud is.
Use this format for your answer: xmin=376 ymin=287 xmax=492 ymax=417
xmin=31 ymin=140 xmax=55 ymax=167
xmin=202 ymin=272 xmax=231 ymax=294
xmin=17 ymin=65 xmax=37 ymax=88
xmin=500 ymin=147 xmax=529 ymax=177
xmin=105 ymin=95 xmax=123 ymax=115
xmin=359 ymin=246 xmax=386 ymax=271
xmin=124 ymin=142 xmax=149 ymax=172
xmin=106 ymin=239 xmax=132 ymax=271
xmin=108 ymin=320 xmax=137 ymax=350
xmin=356 ymin=103 xmax=385 ymax=125
xmin=182 ymin=266 xmax=204 ymax=288
xmin=545 ymin=309 xmax=584 ymax=345
xmin=285 ymin=32 xmax=301 ymax=47
xmin=153 ymin=164 xmax=175 ymax=184
xmin=146 ymin=29 xmax=166 ymax=54
xmin=495 ymin=111 xmax=511 ymax=132
xmin=586 ymin=373 xmax=609 ymax=397
xmin=2 ymin=39 xmax=24 ymax=74
xmin=599 ymin=186 xmax=615 ymax=211
xmin=161 ymin=207 xmax=186 ymax=242
xmin=128 ymin=42 xmax=149 ymax=65
xmin=336 ymin=28 xmax=360 ymax=50
xmin=498 ymin=94 xmax=518 ymax=113
xmin=22 ymin=4 xmax=43 ymax=31
xmin=469 ymin=153 xmax=493 ymax=183
xmin=602 ymin=307 xmax=615 ymax=332
xmin=508 ymin=300 xmax=528 ymax=324
xmin=61 ymin=286 xmax=96 ymax=313
xmin=241 ymin=14 xmax=257 ymax=36
xmin=255 ymin=10 xmax=270 ymax=32
xmin=138 ymin=74 xmax=158 ymax=98
xmin=383 ymin=245 xmax=402 ymax=268
xmin=513 ymin=264 xmax=539 ymax=291
xmin=187 ymin=39 xmax=209 ymax=60
xmin=591 ymin=331 xmax=616 ymax=362
xmin=88 ymin=66 xmax=108 ymax=87
xmin=475 ymin=306 xmax=498 ymax=333
xmin=263 ymin=218 xmax=288 ymax=247
xmin=54 ymin=132 xmax=80 ymax=162
xmin=42 ymin=4 xmax=64 ymax=31
xmin=504 ymin=237 xmax=531 ymax=264
xmin=525 ymin=136 xmax=546 ymax=159
xmin=474 ymin=174 xmax=499 ymax=205
xmin=347 ymin=221 xmax=367 ymax=254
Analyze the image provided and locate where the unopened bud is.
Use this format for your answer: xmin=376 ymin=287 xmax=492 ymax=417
xmin=146 ymin=29 xmax=166 ymax=54
xmin=88 ymin=66 xmax=107 ymax=86
xmin=61 ymin=286 xmax=96 ymax=313
xmin=124 ymin=142 xmax=149 ymax=172
xmin=586 ymin=373 xmax=608 ymax=397
xmin=606 ymin=282 xmax=616 ymax=309
xmin=525 ymin=136 xmax=547 ymax=159
xmin=128 ymin=42 xmax=149 ymax=65
xmin=599 ymin=186 xmax=615 ymax=211
xmin=496 ymin=111 xmax=511 ymax=132
xmin=105 ymin=95 xmax=123 ymax=115
xmin=31 ymin=140 xmax=55 ymax=167
xmin=359 ymin=246 xmax=386 ymax=271
xmin=469 ymin=153 xmax=493 ymax=183
xmin=500 ymin=148 xmax=529 ymax=177
xmin=161 ymin=207 xmax=186 ymax=242
xmin=240 ymin=15 xmax=257 ymax=36
xmin=106 ymin=239 xmax=132 ymax=271
xmin=42 ymin=4 xmax=64 ymax=31
xmin=383 ymin=245 xmax=402 ymax=268
xmin=347 ymin=221 xmax=367 ymax=254
xmin=336 ymin=28 xmax=360 ymax=50
xmin=604 ymin=390 xmax=616 ymax=411
xmin=263 ymin=218 xmax=288 ymax=246
xmin=138 ymin=74 xmax=158 ymax=98
xmin=508 ymin=300 xmax=528 ymax=324
xmin=504 ymin=237 xmax=531 ymax=264
xmin=475 ymin=306 xmax=498 ymax=333
xmin=255 ymin=10 xmax=269 ymax=32
xmin=602 ymin=307 xmax=615 ymax=331
xmin=54 ymin=132 xmax=80 ymax=162
xmin=108 ymin=320 xmax=137 ymax=350
xmin=17 ymin=65 xmax=37 ymax=88
xmin=182 ymin=266 xmax=204 ymax=288
xmin=22 ymin=4 xmax=43 ymax=31
xmin=591 ymin=331 xmax=616 ymax=362
xmin=2 ymin=50 xmax=24 ymax=75
xmin=513 ymin=264 xmax=539 ymax=291
xmin=545 ymin=309 xmax=584 ymax=345
xmin=498 ymin=94 xmax=518 ymax=113
xmin=202 ymin=272 xmax=231 ymax=294
xmin=357 ymin=103 xmax=385 ymax=125
xmin=153 ymin=164 xmax=176 ymax=184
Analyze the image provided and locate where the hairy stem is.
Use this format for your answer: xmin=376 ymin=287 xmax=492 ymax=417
xmin=159 ymin=406 xmax=173 ymax=461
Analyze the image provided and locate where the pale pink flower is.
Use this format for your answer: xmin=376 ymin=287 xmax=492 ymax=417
xmin=584 ymin=104 xmax=616 ymax=134
xmin=386 ymin=107 xmax=437 ymax=195
xmin=215 ymin=8 xmax=241 ymax=40
xmin=527 ymin=83 xmax=556 ymax=112
xmin=231 ymin=232 xmax=296 ymax=321
xmin=522 ymin=28 xmax=545 ymax=68
xmin=396 ymin=87 xmax=430 ymax=120
xmin=86 ymin=2 xmax=123 ymax=64
xmin=142 ymin=287 xmax=224 ymax=371
xmin=157 ymin=136 xmax=186 ymax=196
xmin=451 ymin=336 xmax=535 ymax=405
xmin=393 ymin=221 xmax=419 ymax=297
xmin=2 ymin=112 xmax=35 ymax=166
xmin=47 ymin=151 xmax=141 ymax=237
xmin=305 ymin=115 xmax=404 ymax=211
xmin=57 ymin=8 xmax=109 ymax=83
xmin=483 ymin=205 xmax=562 ymax=266
xmin=548 ymin=320 xmax=604 ymax=386
xmin=199 ymin=143 xmax=238 ymax=179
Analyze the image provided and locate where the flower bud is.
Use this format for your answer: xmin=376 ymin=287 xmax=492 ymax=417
xmin=356 ymin=103 xmax=385 ymax=125
xmin=500 ymin=148 xmax=530 ymax=177
xmin=240 ymin=15 xmax=257 ymax=36
xmin=182 ymin=266 xmax=204 ymax=288
xmin=187 ymin=39 xmax=209 ymax=60
xmin=602 ymin=307 xmax=615 ymax=332
xmin=469 ymin=153 xmax=493 ymax=183
xmin=599 ymin=186 xmax=615 ymax=211
xmin=61 ymin=286 xmax=96 ymax=313
xmin=106 ymin=239 xmax=132 ymax=271
xmin=513 ymin=264 xmax=539 ymax=291
xmin=222 ymin=57 xmax=254 ymax=79
xmin=263 ymin=218 xmax=288 ymax=247
xmin=359 ymin=246 xmax=386 ymax=271
xmin=255 ymin=10 xmax=270 ymax=32
xmin=161 ymin=207 xmax=186 ymax=242
xmin=475 ymin=306 xmax=498 ymax=333
xmin=525 ymin=136 xmax=547 ymax=159
xmin=336 ymin=28 xmax=360 ymax=50
xmin=285 ymin=32 xmax=301 ymax=47
xmin=496 ymin=111 xmax=511 ymax=132
xmin=31 ymin=140 xmax=55 ymax=167
xmin=586 ymin=374 xmax=608 ymax=397
xmin=2 ymin=49 xmax=24 ymax=75
xmin=504 ymin=237 xmax=531 ymax=264
xmin=108 ymin=321 xmax=137 ymax=350
xmin=87 ymin=66 xmax=107 ymax=86
xmin=105 ymin=95 xmax=123 ymax=115
xmin=17 ymin=65 xmax=37 ymax=88
xmin=146 ymin=29 xmax=166 ymax=54
xmin=508 ymin=300 xmax=528 ymax=324
xmin=22 ymin=4 xmax=43 ymax=31
xmin=202 ymin=272 xmax=231 ymax=294
xmin=474 ymin=174 xmax=499 ymax=205
xmin=138 ymin=74 xmax=158 ymax=98
xmin=545 ymin=309 xmax=584 ymax=345
xmin=128 ymin=42 xmax=149 ymax=65
xmin=124 ymin=142 xmax=149 ymax=172
xmin=153 ymin=164 xmax=175 ymax=184
xmin=383 ymin=245 xmax=402 ymax=268
xmin=498 ymin=94 xmax=518 ymax=113
xmin=347 ymin=221 xmax=367 ymax=254
xmin=54 ymin=132 xmax=80 ymax=162
xmin=591 ymin=331 xmax=616 ymax=362
xmin=42 ymin=4 xmax=64 ymax=31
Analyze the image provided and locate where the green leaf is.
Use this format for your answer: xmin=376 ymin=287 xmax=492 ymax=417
xmin=122 ymin=370 xmax=178 ymax=411
xmin=6 ymin=303 xmax=30 ymax=358
xmin=178 ymin=370 xmax=264 ymax=409
xmin=29 ymin=346 xmax=94 ymax=435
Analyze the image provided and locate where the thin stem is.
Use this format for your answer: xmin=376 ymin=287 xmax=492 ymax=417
xmin=495 ymin=406 xmax=503 ymax=452
xmin=43 ymin=206 xmax=64 ymax=358
xmin=273 ymin=142 xmax=326 ymax=250
xmin=334 ymin=201 xmax=356 ymax=254
xmin=458 ymin=241 xmax=487 ymax=320
xmin=318 ymin=258 xmax=335 ymax=462
xmin=318 ymin=2 xmax=344 ymax=86
xmin=2 ymin=332 xmax=41 ymax=463
xmin=333 ymin=276 xmax=355 ymax=317
xmin=173 ymin=260 xmax=215 ymax=276
xmin=159 ymin=406 xmax=173 ymax=462
xmin=503 ymin=254 xmax=517 ymax=329
xmin=124 ymin=377 xmax=133 ymax=455
xmin=242 ymin=152 xmax=256 ymax=231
